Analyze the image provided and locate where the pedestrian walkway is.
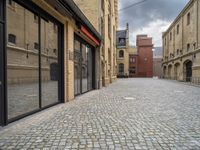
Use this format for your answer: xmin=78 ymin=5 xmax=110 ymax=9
xmin=0 ymin=78 xmax=200 ymax=150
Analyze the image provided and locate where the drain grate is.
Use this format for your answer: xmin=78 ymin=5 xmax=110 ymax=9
xmin=123 ymin=97 xmax=136 ymax=100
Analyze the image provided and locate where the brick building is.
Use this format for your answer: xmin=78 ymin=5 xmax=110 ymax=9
xmin=136 ymin=35 xmax=153 ymax=77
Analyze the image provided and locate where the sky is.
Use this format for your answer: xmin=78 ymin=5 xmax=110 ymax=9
xmin=118 ymin=0 xmax=189 ymax=47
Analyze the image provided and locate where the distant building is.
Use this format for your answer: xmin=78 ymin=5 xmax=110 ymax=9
xmin=137 ymin=35 xmax=153 ymax=78
xmin=153 ymin=47 xmax=163 ymax=78
xmin=116 ymin=30 xmax=153 ymax=78
xmin=116 ymin=24 xmax=129 ymax=77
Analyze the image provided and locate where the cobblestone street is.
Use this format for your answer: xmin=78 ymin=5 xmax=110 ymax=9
xmin=1 ymin=78 xmax=200 ymax=150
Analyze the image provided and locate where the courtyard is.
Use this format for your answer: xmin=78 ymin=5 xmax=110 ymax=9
xmin=0 ymin=78 xmax=200 ymax=150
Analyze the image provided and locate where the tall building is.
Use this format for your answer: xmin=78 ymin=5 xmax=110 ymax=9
xmin=0 ymin=0 xmax=102 ymax=126
xmin=73 ymin=0 xmax=119 ymax=87
xmin=116 ymin=24 xmax=129 ymax=77
xmin=137 ymin=35 xmax=153 ymax=77
xmin=162 ymin=0 xmax=200 ymax=82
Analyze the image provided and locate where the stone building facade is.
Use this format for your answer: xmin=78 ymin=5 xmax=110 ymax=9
xmin=162 ymin=0 xmax=200 ymax=82
xmin=73 ymin=0 xmax=118 ymax=87
xmin=0 ymin=0 xmax=102 ymax=125
xmin=116 ymin=24 xmax=129 ymax=77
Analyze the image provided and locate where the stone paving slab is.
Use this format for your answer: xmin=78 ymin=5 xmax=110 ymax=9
xmin=0 ymin=78 xmax=200 ymax=150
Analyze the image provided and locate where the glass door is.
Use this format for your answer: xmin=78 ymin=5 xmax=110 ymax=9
xmin=41 ymin=18 xmax=59 ymax=107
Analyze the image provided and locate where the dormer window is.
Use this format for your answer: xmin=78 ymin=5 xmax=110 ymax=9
xmin=119 ymin=38 xmax=125 ymax=44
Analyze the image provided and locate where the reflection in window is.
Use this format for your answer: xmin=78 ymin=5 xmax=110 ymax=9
xmin=82 ymin=44 xmax=88 ymax=93
xmin=34 ymin=42 xmax=39 ymax=50
xmin=41 ymin=19 xmax=59 ymax=107
xmin=8 ymin=34 xmax=16 ymax=44
xmin=7 ymin=2 xmax=39 ymax=119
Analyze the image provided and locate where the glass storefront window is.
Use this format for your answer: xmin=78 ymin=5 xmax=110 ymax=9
xmin=41 ymin=19 xmax=59 ymax=107
xmin=74 ymin=36 xmax=94 ymax=96
xmin=74 ymin=39 xmax=81 ymax=95
xmin=7 ymin=2 xmax=39 ymax=119
xmin=82 ymin=44 xmax=88 ymax=93
xmin=6 ymin=1 xmax=61 ymax=120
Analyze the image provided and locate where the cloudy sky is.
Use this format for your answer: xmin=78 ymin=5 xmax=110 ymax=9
xmin=119 ymin=0 xmax=189 ymax=47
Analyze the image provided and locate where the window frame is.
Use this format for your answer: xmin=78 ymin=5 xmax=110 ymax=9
xmin=8 ymin=34 xmax=16 ymax=44
xmin=119 ymin=50 xmax=124 ymax=58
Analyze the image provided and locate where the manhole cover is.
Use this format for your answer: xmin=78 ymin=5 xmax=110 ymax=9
xmin=124 ymin=97 xmax=136 ymax=100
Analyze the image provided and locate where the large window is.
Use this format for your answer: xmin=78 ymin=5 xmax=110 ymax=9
xmin=74 ymin=36 xmax=94 ymax=96
xmin=6 ymin=1 xmax=62 ymax=120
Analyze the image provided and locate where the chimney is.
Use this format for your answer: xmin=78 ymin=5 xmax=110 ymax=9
xmin=126 ymin=23 xmax=129 ymax=31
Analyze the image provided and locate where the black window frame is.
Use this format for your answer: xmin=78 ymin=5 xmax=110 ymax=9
xmin=1 ymin=0 xmax=64 ymax=125
xmin=0 ymin=0 xmax=6 ymax=126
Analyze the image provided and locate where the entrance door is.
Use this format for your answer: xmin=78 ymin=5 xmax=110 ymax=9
xmin=186 ymin=61 xmax=192 ymax=82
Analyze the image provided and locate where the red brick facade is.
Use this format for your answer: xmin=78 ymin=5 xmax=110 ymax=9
xmin=136 ymin=35 xmax=153 ymax=77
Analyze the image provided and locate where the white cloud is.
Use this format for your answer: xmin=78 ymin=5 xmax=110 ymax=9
xmin=129 ymin=19 xmax=170 ymax=47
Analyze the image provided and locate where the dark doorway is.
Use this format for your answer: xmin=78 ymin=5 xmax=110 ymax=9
xmin=185 ymin=61 xmax=192 ymax=82
xmin=50 ymin=63 xmax=59 ymax=81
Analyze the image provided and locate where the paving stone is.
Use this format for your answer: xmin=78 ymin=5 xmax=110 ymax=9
xmin=0 ymin=79 xmax=200 ymax=149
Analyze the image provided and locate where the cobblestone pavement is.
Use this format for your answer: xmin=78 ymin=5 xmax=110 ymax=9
xmin=1 ymin=78 xmax=200 ymax=150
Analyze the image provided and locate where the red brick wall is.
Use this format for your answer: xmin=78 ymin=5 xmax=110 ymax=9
xmin=137 ymin=36 xmax=153 ymax=77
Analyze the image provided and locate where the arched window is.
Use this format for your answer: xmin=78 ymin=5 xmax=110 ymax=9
xmin=119 ymin=50 xmax=124 ymax=58
xmin=118 ymin=63 xmax=124 ymax=75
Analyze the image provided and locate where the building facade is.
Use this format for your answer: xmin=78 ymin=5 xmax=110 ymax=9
xmin=137 ymin=35 xmax=153 ymax=78
xmin=162 ymin=0 xmax=200 ymax=82
xmin=116 ymin=31 xmax=153 ymax=78
xmin=153 ymin=47 xmax=163 ymax=78
xmin=0 ymin=0 xmax=101 ymax=126
xmin=73 ymin=0 xmax=118 ymax=87
xmin=116 ymin=24 xmax=129 ymax=77
xmin=128 ymin=47 xmax=138 ymax=77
